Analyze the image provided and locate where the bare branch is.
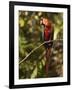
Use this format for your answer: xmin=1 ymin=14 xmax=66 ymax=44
xmin=19 ymin=39 xmax=63 ymax=65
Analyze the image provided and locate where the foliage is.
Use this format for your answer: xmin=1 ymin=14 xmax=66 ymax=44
xmin=19 ymin=11 xmax=63 ymax=79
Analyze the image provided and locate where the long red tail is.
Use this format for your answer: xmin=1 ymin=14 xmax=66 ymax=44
xmin=45 ymin=48 xmax=51 ymax=76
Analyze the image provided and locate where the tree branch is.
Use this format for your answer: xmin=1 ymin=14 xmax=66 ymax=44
xmin=19 ymin=39 xmax=63 ymax=65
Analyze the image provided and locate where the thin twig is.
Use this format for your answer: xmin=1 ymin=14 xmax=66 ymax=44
xmin=19 ymin=39 xmax=63 ymax=65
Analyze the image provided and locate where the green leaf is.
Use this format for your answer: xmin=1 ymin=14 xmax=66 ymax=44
xmin=39 ymin=62 xmax=42 ymax=69
xmin=42 ymin=59 xmax=46 ymax=66
xmin=31 ymin=66 xmax=37 ymax=78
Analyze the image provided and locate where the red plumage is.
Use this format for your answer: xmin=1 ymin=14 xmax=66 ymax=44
xmin=40 ymin=18 xmax=52 ymax=44
xmin=44 ymin=26 xmax=51 ymax=41
xmin=40 ymin=18 xmax=54 ymax=76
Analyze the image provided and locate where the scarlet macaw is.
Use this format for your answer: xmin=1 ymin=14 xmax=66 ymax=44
xmin=40 ymin=17 xmax=54 ymax=76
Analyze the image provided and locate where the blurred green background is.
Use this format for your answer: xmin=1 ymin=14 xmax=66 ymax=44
xmin=19 ymin=11 xmax=63 ymax=79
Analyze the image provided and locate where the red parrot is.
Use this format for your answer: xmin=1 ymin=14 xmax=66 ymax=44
xmin=40 ymin=18 xmax=54 ymax=76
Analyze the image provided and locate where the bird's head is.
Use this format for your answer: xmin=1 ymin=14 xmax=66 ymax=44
xmin=40 ymin=17 xmax=51 ymax=27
